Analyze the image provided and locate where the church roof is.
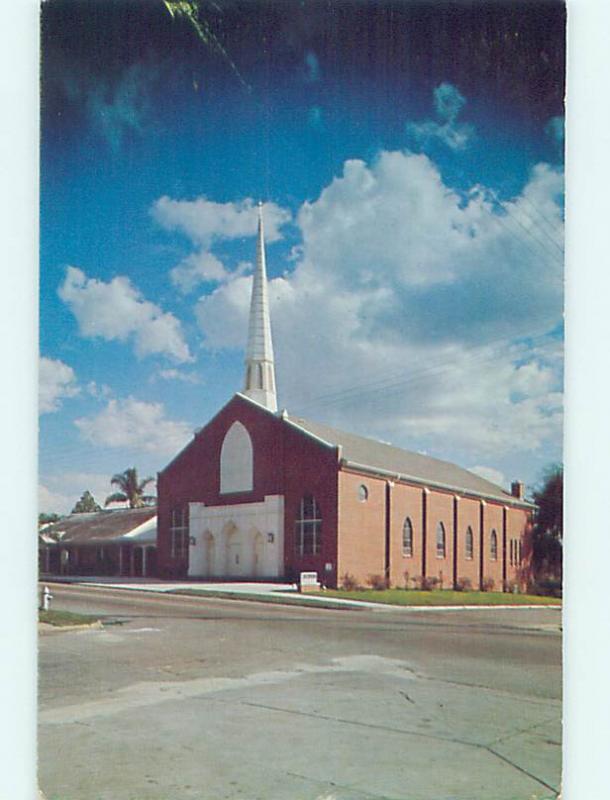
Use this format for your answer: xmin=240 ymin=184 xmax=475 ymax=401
xmin=285 ymin=414 xmax=532 ymax=507
xmin=38 ymin=507 xmax=157 ymax=545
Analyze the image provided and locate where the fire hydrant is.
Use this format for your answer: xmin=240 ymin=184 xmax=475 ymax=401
xmin=40 ymin=585 xmax=53 ymax=612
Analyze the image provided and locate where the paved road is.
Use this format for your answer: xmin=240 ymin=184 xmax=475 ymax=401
xmin=39 ymin=583 xmax=562 ymax=800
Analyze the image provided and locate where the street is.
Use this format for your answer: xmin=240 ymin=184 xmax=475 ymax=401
xmin=39 ymin=584 xmax=562 ymax=800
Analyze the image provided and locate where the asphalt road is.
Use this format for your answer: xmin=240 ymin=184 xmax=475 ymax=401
xmin=39 ymin=583 xmax=562 ymax=800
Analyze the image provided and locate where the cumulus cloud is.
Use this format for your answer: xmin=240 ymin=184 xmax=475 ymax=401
xmin=75 ymin=396 xmax=192 ymax=456
xmin=39 ymin=472 xmax=118 ymax=515
xmin=195 ymin=148 xmax=563 ymax=465
xmin=152 ymin=197 xmax=290 ymax=247
xmin=59 ymin=266 xmax=192 ymax=363
xmin=469 ymin=465 xmax=506 ymax=488
xmin=39 ymin=356 xmax=79 ymax=413
xmin=152 ymin=197 xmax=291 ymax=293
xmin=156 ymin=368 xmax=202 ymax=384
xmin=406 ymin=82 xmax=474 ymax=151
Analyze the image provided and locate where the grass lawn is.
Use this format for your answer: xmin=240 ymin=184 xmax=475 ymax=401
xmin=312 ymin=589 xmax=561 ymax=606
xmin=171 ymin=588 xmax=359 ymax=610
xmin=39 ymin=609 xmax=101 ymax=626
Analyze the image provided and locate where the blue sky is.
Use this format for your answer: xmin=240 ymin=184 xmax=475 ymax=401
xmin=39 ymin=0 xmax=565 ymax=513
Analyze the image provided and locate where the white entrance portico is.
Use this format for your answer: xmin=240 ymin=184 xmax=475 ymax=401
xmin=188 ymin=495 xmax=284 ymax=579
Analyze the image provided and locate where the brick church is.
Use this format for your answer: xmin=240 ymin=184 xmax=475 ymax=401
xmin=157 ymin=205 xmax=533 ymax=590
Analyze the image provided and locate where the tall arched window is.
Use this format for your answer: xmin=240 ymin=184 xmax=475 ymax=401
xmin=436 ymin=522 xmax=446 ymax=559
xmin=490 ymin=529 xmax=498 ymax=561
xmin=220 ymin=421 xmax=253 ymax=494
xmin=465 ymin=526 xmax=474 ymax=560
xmin=403 ymin=517 xmax=413 ymax=557
xmin=295 ymin=495 xmax=322 ymax=556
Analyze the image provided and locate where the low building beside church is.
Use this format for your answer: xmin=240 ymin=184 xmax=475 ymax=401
xmin=39 ymin=507 xmax=157 ymax=578
xmin=157 ymin=205 xmax=534 ymax=590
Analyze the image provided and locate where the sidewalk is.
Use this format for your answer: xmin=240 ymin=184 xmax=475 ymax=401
xmin=41 ymin=576 xmax=562 ymax=613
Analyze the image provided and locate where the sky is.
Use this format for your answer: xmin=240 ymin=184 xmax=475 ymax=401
xmin=39 ymin=0 xmax=566 ymax=514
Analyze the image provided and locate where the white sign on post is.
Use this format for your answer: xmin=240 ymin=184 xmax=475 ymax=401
xmin=299 ymin=571 xmax=320 ymax=592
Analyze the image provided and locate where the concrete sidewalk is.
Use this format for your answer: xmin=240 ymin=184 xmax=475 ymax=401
xmin=42 ymin=576 xmax=561 ymax=614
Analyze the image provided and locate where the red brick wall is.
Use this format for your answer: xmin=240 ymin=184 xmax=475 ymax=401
xmin=505 ymin=506 xmax=532 ymax=589
xmin=389 ymin=483 xmax=424 ymax=588
xmin=281 ymin=422 xmax=339 ymax=587
xmin=482 ymin=502 xmax=504 ymax=591
xmin=425 ymin=490 xmax=454 ymax=588
xmin=454 ymin=497 xmax=481 ymax=589
xmin=336 ymin=470 xmax=387 ymax=587
xmin=157 ymin=395 xmax=339 ymax=582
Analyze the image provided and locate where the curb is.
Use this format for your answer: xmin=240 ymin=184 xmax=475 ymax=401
xmin=38 ymin=620 xmax=103 ymax=635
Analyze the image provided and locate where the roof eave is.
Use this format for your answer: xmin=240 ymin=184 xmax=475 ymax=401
xmin=340 ymin=458 xmax=536 ymax=509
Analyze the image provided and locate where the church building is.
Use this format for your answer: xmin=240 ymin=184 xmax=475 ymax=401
xmin=157 ymin=205 xmax=533 ymax=590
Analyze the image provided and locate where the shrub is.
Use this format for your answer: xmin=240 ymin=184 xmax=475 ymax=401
xmin=530 ymin=578 xmax=562 ymax=598
xmin=367 ymin=574 xmax=389 ymax=590
xmin=403 ymin=570 xmax=411 ymax=590
xmin=416 ymin=575 xmax=439 ymax=591
xmin=481 ymin=576 xmax=495 ymax=592
xmin=455 ymin=576 xmax=473 ymax=592
xmin=503 ymin=580 xmax=520 ymax=594
xmin=341 ymin=573 xmax=361 ymax=591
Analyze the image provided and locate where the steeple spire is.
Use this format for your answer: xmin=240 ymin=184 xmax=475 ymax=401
xmin=243 ymin=202 xmax=278 ymax=412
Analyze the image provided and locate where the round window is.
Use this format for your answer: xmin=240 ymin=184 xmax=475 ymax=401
xmin=358 ymin=484 xmax=369 ymax=502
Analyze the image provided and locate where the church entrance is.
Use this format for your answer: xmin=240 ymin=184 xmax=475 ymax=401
xmin=227 ymin=541 xmax=244 ymax=577
xmin=253 ymin=532 xmax=264 ymax=577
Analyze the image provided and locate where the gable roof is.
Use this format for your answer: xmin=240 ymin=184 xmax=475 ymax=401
xmin=285 ymin=415 xmax=532 ymax=507
xmin=39 ymin=507 xmax=157 ymax=545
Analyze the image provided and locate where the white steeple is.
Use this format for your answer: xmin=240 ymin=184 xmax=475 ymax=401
xmin=243 ymin=202 xmax=278 ymax=412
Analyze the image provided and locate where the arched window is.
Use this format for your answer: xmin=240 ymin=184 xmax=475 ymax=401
xmin=295 ymin=495 xmax=322 ymax=556
xmin=220 ymin=421 xmax=253 ymax=494
xmin=436 ymin=522 xmax=446 ymax=559
xmin=403 ymin=517 xmax=413 ymax=557
xmin=465 ymin=526 xmax=474 ymax=560
xmin=490 ymin=529 xmax=498 ymax=561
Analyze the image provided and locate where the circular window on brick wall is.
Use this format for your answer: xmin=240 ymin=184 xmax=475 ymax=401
xmin=358 ymin=484 xmax=369 ymax=502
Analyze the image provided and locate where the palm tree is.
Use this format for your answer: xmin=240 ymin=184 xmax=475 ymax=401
xmin=104 ymin=468 xmax=156 ymax=509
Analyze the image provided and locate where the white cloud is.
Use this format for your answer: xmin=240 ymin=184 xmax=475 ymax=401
xmin=39 ymin=472 xmax=118 ymax=515
xmin=39 ymin=484 xmax=72 ymax=516
xmin=469 ymin=465 xmax=506 ymax=488
xmin=195 ymin=149 xmax=563 ymax=466
xmin=156 ymin=368 xmax=202 ymax=384
xmin=39 ymin=356 xmax=79 ymax=413
xmin=170 ymin=251 xmax=230 ymax=292
xmin=75 ymin=396 xmax=192 ymax=456
xmin=59 ymin=266 xmax=192 ymax=363
xmin=152 ymin=196 xmax=290 ymax=247
xmin=152 ymin=196 xmax=291 ymax=294
xmin=406 ymin=82 xmax=474 ymax=151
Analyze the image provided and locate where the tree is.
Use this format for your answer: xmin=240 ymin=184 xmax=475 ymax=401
xmin=71 ymin=490 xmax=102 ymax=514
xmin=39 ymin=512 xmax=61 ymax=527
xmin=532 ymin=464 xmax=563 ymax=580
xmin=105 ymin=468 xmax=156 ymax=508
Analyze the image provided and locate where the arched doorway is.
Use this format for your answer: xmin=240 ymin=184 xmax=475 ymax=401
xmin=253 ymin=532 xmax=264 ymax=577
xmin=203 ymin=532 xmax=216 ymax=577
xmin=223 ymin=522 xmax=243 ymax=577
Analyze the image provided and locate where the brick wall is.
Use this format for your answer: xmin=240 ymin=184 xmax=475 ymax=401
xmin=337 ymin=470 xmax=387 ymax=587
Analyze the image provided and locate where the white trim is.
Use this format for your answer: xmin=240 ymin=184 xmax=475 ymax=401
xmin=340 ymin=459 xmax=535 ymax=509
xmin=282 ymin=417 xmax=337 ymax=450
